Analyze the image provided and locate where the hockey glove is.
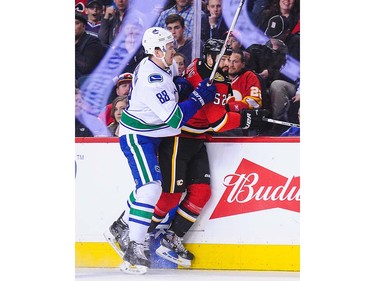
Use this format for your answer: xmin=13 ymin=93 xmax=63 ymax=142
xmin=240 ymin=109 xmax=270 ymax=129
xmin=173 ymin=76 xmax=193 ymax=101
xmin=189 ymin=78 xmax=217 ymax=109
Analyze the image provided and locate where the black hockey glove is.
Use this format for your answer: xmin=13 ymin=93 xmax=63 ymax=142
xmin=189 ymin=78 xmax=217 ymax=108
xmin=240 ymin=109 xmax=270 ymax=129
xmin=173 ymin=76 xmax=193 ymax=101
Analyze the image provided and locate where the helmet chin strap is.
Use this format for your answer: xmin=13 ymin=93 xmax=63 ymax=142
xmin=154 ymin=50 xmax=170 ymax=68
xmin=157 ymin=56 xmax=170 ymax=68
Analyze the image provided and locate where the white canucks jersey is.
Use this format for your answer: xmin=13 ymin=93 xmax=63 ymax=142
xmin=119 ymin=57 xmax=183 ymax=137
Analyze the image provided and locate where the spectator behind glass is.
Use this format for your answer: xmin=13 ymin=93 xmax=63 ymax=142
xmin=99 ymin=72 xmax=133 ymax=126
xmin=121 ymin=17 xmax=146 ymax=73
xmin=256 ymin=0 xmax=300 ymax=55
xmin=201 ymin=0 xmax=229 ymax=42
xmin=246 ymin=0 xmax=270 ymax=24
xmin=75 ymin=12 xmax=105 ymax=80
xmin=225 ymin=31 xmax=244 ymax=53
xmin=223 ymin=30 xmax=250 ymax=68
xmin=107 ymin=96 xmax=128 ymax=136
xmin=154 ymin=0 xmax=196 ymax=39
xmin=255 ymin=15 xmax=299 ymax=136
xmin=280 ymin=90 xmax=300 ymax=136
xmin=85 ymin=0 xmax=103 ymax=37
xmin=227 ymin=51 xmax=263 ymax=111
xmin=165 ymin=14 xmax=203 ymax=67
xmin=98 ymin=0 xmax=129 ymax=48
xmin=173 ymin=52 xmax=187 ymax=76
xmin=246 ymin=15 xmax=288 ymax=90
xmin=264 ymin=13 xmax=299 ymax=61
xmin=75 ymin=87 xmax=94 ymax=137
xmin=268 ymin=78 xmax=300 ymax=136
xmin=123 ymin=17 xmax=143 ymax=54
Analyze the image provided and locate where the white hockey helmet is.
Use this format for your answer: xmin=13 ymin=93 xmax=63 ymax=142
xmin=142 ymin=27 xmax=175 ymax=55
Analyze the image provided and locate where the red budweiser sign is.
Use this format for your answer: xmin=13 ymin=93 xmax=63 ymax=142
xmin=210 ymin=159 xmax=300 ymax=219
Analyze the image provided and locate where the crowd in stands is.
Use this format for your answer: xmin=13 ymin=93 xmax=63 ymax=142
xmin=75 ymin=0 xmax=300 ymax=137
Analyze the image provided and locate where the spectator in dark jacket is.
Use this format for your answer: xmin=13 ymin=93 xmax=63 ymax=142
xmin=201 ymin=0 xmax=229 ymax=42
xmin=98 ymin=0 xmax=129 ymax=48
xmin=75 ymin=12 xmax=105 ymax=80
xmin=246 ymin=15 xmax=288 ymax=90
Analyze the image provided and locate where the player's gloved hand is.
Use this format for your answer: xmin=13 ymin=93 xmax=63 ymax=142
xmin=173 ymin=76 xmax=193 ymax=101
xmin=240 ymin=109 xmax=270 ymax=129
xmin=189 ymin=78 xmax=217 ymax=108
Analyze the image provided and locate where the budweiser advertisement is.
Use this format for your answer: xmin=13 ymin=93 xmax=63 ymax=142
xmin=210 ymin=158 xmax=300 ymax=219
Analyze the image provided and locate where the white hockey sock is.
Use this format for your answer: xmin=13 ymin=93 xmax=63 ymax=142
xmin=128 ymin=181 xmax=162 ymax=243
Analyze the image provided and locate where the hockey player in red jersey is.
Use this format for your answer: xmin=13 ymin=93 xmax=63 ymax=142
xmin=147 ymin=38 xmax=269 ymax=267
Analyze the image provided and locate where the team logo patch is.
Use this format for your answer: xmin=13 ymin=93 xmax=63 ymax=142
xmin=148 ymin=74 xmax=163 ymax=83
xmin=214 ymin=72 xmax=225 ymax=82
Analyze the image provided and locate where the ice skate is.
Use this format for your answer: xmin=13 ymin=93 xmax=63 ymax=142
xmin=156 ymin=230 xmax=194 ymax=267
xmin=103 ymin=219 xmax=129 ymax=258
xmin=120 ymin=240 xmax=150 ymax=275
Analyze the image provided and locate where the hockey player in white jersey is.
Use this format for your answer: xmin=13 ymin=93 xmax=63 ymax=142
xmin=105 ymin=27 xmax=217 ymax=275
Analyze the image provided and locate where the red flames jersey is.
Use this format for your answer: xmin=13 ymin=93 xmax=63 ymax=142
xmin=227 ymin=71 xmax=262 ymax=110
xmin=181 ymin=58 xmax=242 ymax=139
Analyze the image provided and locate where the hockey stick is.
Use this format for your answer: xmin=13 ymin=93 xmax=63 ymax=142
xmin=262 ymin=117 xmax=300 ymax=128
xmin=207 ymin=0 xmax=245 ymax=85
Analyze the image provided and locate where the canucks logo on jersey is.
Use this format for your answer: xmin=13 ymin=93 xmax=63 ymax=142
xmin=148 ymin=74 xmax=163 ymax=83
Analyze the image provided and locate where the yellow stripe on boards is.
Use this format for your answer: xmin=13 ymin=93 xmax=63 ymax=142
xmin=75 ymin=242 xmax=122 ymax=268
xmin=185 ymin=244 xmax=300 ymax=271
xmin=75 ymin=242 xmax=299 ymax=271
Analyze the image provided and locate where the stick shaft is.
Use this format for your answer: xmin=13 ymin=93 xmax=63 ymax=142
xmin=208 ymin=0 xmax=245 ymax=85
xmin=262 ymin=117 xmax=300 ymax=128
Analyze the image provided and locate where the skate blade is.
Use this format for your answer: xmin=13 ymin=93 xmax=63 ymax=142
xmin=120 ymin=261 xmax=148 ymax=275
xmin=155 ymin=245 xmax=191 ymax=267
xmin=103 ymin=231 xmax=125 ymax=258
